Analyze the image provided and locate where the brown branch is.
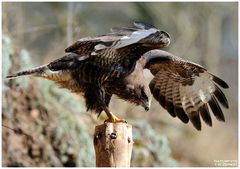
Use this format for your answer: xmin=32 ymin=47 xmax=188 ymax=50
xmin=93 ymin=122 xmax=133 ymax=167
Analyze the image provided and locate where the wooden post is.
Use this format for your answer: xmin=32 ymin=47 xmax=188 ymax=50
xmin=93 ymin=122 xmax=133 ymax=167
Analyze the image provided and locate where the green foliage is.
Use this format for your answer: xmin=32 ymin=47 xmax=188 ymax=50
xmin=132 ymin=121 xmax=177 ymax=167
xmin=2 ymin=35 xmax=13 ymax=92
xmin=38 ymin=79 xmax=85 ymax=113
xmin=2 ymin=36 xmax=32 ymax=89
xmin=51 ymin=106 xmax=95 ymax=167
xmin=15 ymin=50 xmax=32 ymax=88
xmin=2 ymin=35 xmax=94 ymax=167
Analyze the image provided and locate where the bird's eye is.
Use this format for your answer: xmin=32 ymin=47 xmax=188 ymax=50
xmin=126 ymin=88 xmax=135 ymax=95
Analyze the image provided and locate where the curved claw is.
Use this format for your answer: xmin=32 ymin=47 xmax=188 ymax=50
xmin=104 ymin=118 xmax=127 ymax=123
xmin=104 ymin=112 xmax=127 ymax=123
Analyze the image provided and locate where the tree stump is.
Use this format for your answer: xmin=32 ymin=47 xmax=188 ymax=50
xmin=93 ymin=122 xmax=133 ymax=167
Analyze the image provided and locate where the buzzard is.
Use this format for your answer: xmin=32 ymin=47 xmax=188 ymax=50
xmin=6 ymin=22 xmax=229 ymax=130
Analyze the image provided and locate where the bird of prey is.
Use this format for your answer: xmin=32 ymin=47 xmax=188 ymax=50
xmin=6 ymin=22 xmax=229 ymax=130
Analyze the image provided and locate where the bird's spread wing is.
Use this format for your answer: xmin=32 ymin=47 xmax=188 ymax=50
xmin=142 ymin=50 xmax=229 ymax=130
xmin=65 ymin=22 xmax=170 ymax=79
xmin=64 ymin=22 xmax=152 ymax=54
xmin=65 ymin=21 xmax=169 ymax=54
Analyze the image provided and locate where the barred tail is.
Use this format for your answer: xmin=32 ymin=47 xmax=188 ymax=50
xmin=6 ymin=64 xmax=48 ymax=79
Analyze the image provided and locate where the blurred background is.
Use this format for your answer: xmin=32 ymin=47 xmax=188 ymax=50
xmin=2 ymin=2 xmax=238 ymax=167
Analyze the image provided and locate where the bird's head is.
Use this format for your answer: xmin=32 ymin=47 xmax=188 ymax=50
xmin=126 ymin=84 xmax=152 ymax=111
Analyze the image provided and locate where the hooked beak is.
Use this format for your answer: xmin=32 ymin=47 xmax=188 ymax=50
xmin=143 ymin=101 xmax=150 ymax=112
xmin=144 ymin=105 xmax=150 ymax=111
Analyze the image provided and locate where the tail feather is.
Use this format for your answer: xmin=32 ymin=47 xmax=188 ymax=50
xmin=6 ymin=65 xmax=48 ymax=79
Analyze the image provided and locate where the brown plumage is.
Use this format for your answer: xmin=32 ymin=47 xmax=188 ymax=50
xmin=65 ymin=21 xmax=170 ymax=77
xmin=141 ymin=50 xmax=228 ymax=130
xmin=6 ymin=22 xmax=229 ymax=130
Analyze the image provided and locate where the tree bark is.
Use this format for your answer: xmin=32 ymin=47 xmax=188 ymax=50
xmin=93 ymin=122 xmax=133 ymax=167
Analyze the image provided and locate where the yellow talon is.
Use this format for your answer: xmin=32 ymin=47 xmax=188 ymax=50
xmin=104 ymin=112 xmax=127 ymax=123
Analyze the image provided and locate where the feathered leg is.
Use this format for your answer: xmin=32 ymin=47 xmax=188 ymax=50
xmin=85 ymin=86 xmax=126 ymax=123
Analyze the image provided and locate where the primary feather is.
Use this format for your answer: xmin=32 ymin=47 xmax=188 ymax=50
xmin=142 ymin=50 xmax=229 ymax=130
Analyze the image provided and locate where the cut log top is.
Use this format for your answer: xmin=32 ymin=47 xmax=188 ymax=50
xmin=93 ymin=122 xmax=133 ymax=167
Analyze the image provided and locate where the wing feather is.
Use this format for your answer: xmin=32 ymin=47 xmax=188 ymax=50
xmin=165 ymin=77 xmax=176 ymax=117
xmin=189 ymin=112 xmax=202 ymax=130
xmin=199 ymin=104 xmax=212 ymax=126
xmin=212 ymin=74 xmax=229 ymax=88
xmin=208 ymin=94 xmax=225 ymax=121
xmin=111 ymin=28 xmax=158 ymax=49
xmin=133 ymin=21 xmax=157 ymax=30
xmin=65 ymin=36 xmax=121 ymax=54
xmin=172 ymin=80 xmax=189 ymax=122
xmin=110 ymin=27 xmax=140 ymax=35
xmin=174 ymin=106 xmax=189 ymax=124
xmin=142 ymin=50 xmax=229 ymax=130
xmin=213 ymin=84 xmax=229 ymax=108
xmin=180 ymin=84 xmax=204 ymax=130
